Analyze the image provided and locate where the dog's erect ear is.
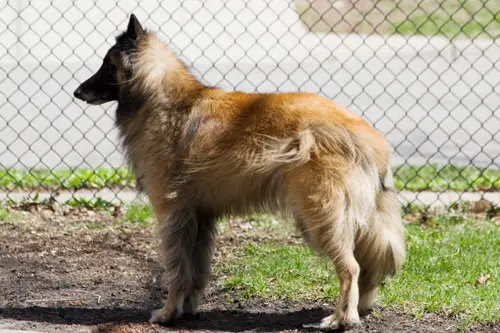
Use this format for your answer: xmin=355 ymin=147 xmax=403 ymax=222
xmin=126 ymin=13 xmax=144 ymax=39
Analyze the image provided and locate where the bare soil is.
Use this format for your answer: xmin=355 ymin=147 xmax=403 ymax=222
xmin=0 ymin=207 xmax=498 ymax=333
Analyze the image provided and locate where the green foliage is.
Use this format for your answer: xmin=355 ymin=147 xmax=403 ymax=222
xmin=0 ymin=167 xmax=135 ymax=190
xmin=121 ymin=203 xmax=154 ymax=225
xmin=64 ymin=196 xmax=115 ymax=210
xmin=0 ymin=206 xmax=22 ymax=222
xmin=393 ymin=164 xmax=500 ymax=192
xmin=0 ymin=207 xmax=11 ymax=221
xmin=392 ymin=2 xmax=500 ymax=39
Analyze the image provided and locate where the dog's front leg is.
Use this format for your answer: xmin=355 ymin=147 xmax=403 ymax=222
xmin=182 ymin=209 xmax=217 ymax=317
xmin=150 ymin=207 xmax=198 ymax=326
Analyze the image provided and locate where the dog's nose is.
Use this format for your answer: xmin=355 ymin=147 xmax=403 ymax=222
xmin=73 ymin=88 xmax=82 ymax=98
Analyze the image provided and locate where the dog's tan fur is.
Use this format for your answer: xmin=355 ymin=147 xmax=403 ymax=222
xmin=77 ymin=15 xmax=405 ymax=329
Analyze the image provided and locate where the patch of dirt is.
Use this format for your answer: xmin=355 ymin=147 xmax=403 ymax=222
xmin=0 ymin=209 xmax=498 ymax=333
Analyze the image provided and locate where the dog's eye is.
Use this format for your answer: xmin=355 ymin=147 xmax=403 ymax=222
xmin=104 ymin=60 xmax=116 ymax=70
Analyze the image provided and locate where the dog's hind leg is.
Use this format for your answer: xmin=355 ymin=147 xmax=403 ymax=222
xmin=320 ymin=247 xmax=361 ymax=329
xmin=182 ymin=209 xmax=217 ymax=317
xmin=149 ymin=207 xmax=199 ymax=326
xmin=289 ymin=170 xmax=362 ymax=329
xmin=299 ymin=214 xmax=362 ymax=329
xmin=302 ymin=212 xmax=362 ymax=329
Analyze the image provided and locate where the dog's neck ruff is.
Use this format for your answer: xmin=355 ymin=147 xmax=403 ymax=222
xmin=135 ymin=35 xmax=181 ymax=89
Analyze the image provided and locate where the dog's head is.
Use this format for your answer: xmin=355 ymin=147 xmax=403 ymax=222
xmin=73 ymin=14 xmax=145 ymax=105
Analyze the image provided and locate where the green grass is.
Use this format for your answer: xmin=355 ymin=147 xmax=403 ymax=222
xmin=0 ymin=207 xmax=11 ymax=221
xmin=1 ymin=195 xmax=155 ymax=226
xmin=391 ymin=0 xmax=500 ymax=39
xmin=294 ymin=0 xmax=500 ymax=39
xmin=216 ymin=217 xmax=500 ymax=327
xmin=121 ymin=203 xmax=154 ymax=225
xmin=0 ymin=167 xmax=135 ymax=190
xmin=62 ymin=199 xmax=154 ymax=225
xmin=1 ymin=164 xmax=499 ymax=192
xmin=64 ymin=196 xmax=116 ymax=210
xmin=393 ymin=11 xmax=500 ymax=39
xmin=394 ymin=164 xmax=500 ymax=192
xmin=220 ymin=243 xmax=336 ymax=300
xmin=0 ymin=206 xmax=22 ymax=222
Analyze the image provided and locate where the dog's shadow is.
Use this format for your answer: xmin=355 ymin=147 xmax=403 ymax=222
xmin=0 ymin=306 xmax=331 ymax=332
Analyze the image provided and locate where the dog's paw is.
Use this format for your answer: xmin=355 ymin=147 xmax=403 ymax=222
xmin=318 ymin=314 xmax=340 ymax=330
xmin=318 ymin=314 xmax=362 ymax=331
xmin=358 ymin=289 xmax=379 ymax=314
xmin=149 ymin=307 xmax=178 ymax=326
xmin=358 ymin=301 xmax=380 ymax=316
xmin=180 ymin=312 xmax=201 ymax=321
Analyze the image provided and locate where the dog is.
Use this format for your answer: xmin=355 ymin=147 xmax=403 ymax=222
xmin=73 ymin=14 xmax=405 ymax=330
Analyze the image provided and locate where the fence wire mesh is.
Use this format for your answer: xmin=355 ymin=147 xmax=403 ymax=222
xmin=0 ymin=0 xmax=499 ymax=207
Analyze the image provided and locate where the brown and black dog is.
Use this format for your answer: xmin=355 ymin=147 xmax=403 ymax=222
xmin=73 ymin=14 xmax=405 ymax=330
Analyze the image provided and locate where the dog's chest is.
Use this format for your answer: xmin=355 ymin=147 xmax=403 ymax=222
xmin=117 ymin=111 xmax=187 ymax=193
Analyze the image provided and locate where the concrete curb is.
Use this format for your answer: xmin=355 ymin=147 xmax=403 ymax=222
xmin=1 ymin=189 xmax=500 ymax=206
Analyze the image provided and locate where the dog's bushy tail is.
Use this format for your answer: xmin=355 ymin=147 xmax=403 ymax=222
xmin=254 ymin=122 xmax=405 ymax=293
xmin=354 ymin=179 xmax=406 ymax=293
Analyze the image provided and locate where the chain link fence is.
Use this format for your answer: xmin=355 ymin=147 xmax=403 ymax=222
xmin=1 ymin=0 xmax=499 ymax=206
